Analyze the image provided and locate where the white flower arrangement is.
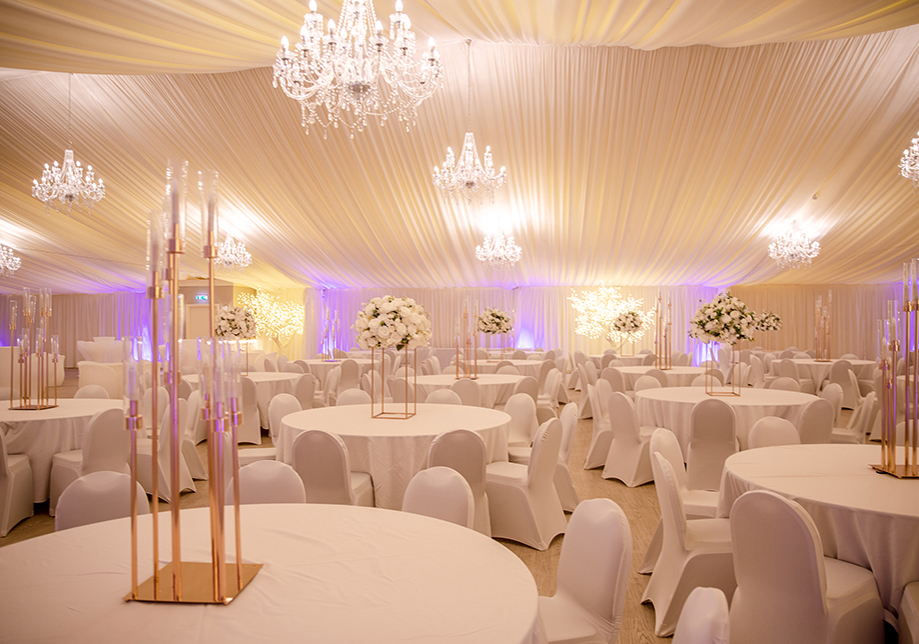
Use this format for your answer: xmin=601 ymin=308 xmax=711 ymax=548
xmin=611 ymin=310 xmax=644 ymax=337
xmin=755 ymin=311 xmax=783 ymax=332
xmin=354 ymin=295 xmax=432 ymax=351
xmin=688 ymin=291 xmax=757 ymax=345
xmin=477 ymin=308 xmax=513 ymax=335
xmin=214 ymin=306 xmax=257 ymax=339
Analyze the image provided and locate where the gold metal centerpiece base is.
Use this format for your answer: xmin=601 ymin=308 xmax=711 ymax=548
xmin=12 ymin=404 xmax=58 ymax=410
xmin=127 ymin=562 xmax=263 ymax=604
xmin=871 ymin=464 xmax=919 ymax=479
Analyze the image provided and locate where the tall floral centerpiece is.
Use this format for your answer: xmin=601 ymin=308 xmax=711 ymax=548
xmin=611 ymin=309 xmax=646 ymax=353
xmin=754 ymin=311 xmax=782 ymax=347
xmin=354 ymin=296 xmax=431 ymax=418
xmin=215 ymin=305 xmax=257 ymax=374
xmin=688 ymin=291 xmax=757 ymax=395
xmin=477 ymin=307 xmax=513 ymax=355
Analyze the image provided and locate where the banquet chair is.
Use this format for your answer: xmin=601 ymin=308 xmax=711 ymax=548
xmin=600 ymin=352 xmax=616 ymax=370
xmin=294 ymin=359 xmax=311 ymax=374
xmin=485 ymin=419 xmax=566 ymax=550
xmin=584 ymin=381 xmax=613 ymax=469
xmin=276 ymin=354 xmax=288 ymax=371
xmin=427 ymin=429 xmax=490 ymax=535
xmin=729 ymin=490 xmax=883 ymax=644
xmin=602 ymin=392 xmax=655 ymax=487
xmin=423 ymin=355 xmax=441 ymax=376
xmin=187 ymin=389 xmax=208 ymax=444
xmin=182 ymin=392 xmax=207 ymax=480
xmin=389 ymin=377 xmax=415 ymax=403
xmin=141 ymin=385 xmax=169 ymax=434
xmin=236 ymin=376 xmax=262 ymax=444
xmin=424 ymin=389 xmax=462 ymax=405
xmin=739 ymin=349 xmax=752 ymax=364
xmin=901 ymin=582 xmax=919 ymax=644
xmin=451 ymin=378 xmax=481 ymax=407
xmin=268 ymin=393 xmax=301 ymax=445
xmin=831 ymin=392 xmax=877 ymax=444
xmin=748 ymin=417 xmax=801 ymax=448
xmin=845 ymin=370 xmax=864 ymax=410
xmin=749 ymin=355 xmax=768 ymax=388
xmin=642 ymin=453 xmax=736 ymax=637
xmin=778 ymin=349 xmax=795 ymax=359
xmin=762 ymin=352 xmax=776 ymax=373
xmin=226 ymin=460 xmax=305 ymax=505
xmin=544 ymin=350 xmax=556 ymax=362
xmin=78 ymin=362 xmax=122 ymax=400
xmin=512 ymin=376 xmax=539 ymax=404
xmin=858 ymin=365 xmax=877 ymax=397
xmin=177 ymin=378 xmax=192 ymax=401
xmin=74 ymin=384 xmax=109 ymax=399
xmin=262 ymin=357 xmax=277 ymax=372
xmin=512 ymin=349 xmax=527 ymax=360
xmin=600 ymin=366 xmax=631 ymax=397
xmin=686 ymin=398 xmax=736 ymax=491
xmin=794 ymin=351 xmax=811 ymax=359
xmin=536 ymin=369 xmax=563 ymax=421
xmin=495 ymin=359 xmax=515 ymax=371
xmin=253 ymin=353 xmax=269 ymax=372
xmin=393 ymin=366 xmax=415 ymax=378
xmin=775 ymin=358 xmax=815 ymax=393
xmin=332 ymin=348 xmax=348 ymax=360
xmin=239 ymin=389 xmax=292 ymax=466
xmin=820 ymin=383 xmax=844 ymax=425
xmin=575 ymin=364 xmax=594 ymax=419
xmin=321 ymin=366 xmax=341 ymax=407
xmin=360 ymin=370 xmax=390 ymax=404
xmin=496 ymin=365 xmax=520 ymax=375
xmin=674 ymin=351 xmax=691 ymax=367
xmin=402 ymin=466 xmax=474 ymax=529
xmin=509 ymin=403 xmax=580 ymax=512
xmin=634 ymin=374 xmax=662 ymax=392
xmin=827 ymin=360 xmax=856 ymax=407
xmin=538 ymin=498 xmax=632 ymax=644
xmin=336 ymin=388 xmax=372 ymax=406
xmin=796 ymin=398 xmax=834 ymax=444
xmin=293 ymin=373 xmax=317 ymax=410
xmin=703 ymin=368 xmax=725 ymax=384
xmin=639 ymin=427 xmax=719 ymax=574
xmin=690 ymin=375 xmax=706 ymax=386
xmin=54 ymin=471 xmax=149 ymax=532
xmin=769 ymin=376 xmax=801 ymax=391
xmin=136 ymin=402 xmax=196 ymax=502
xmin=337 ymin=359 xmax=361 ymax=395
xmin=49 ymin=407 xmax=128 ymax=516
xmin=583 ymin=360 xmax=599 ymax=386
xmin=647 ymin=368 xmax=670 ymax=388
xmin=0 ymin=428 xmax=33 ymax=537
xmin=282 ymin=363 xmax=304 ymax=374
xmin=290 ymin=429 xmax=374 ymax=506
xmin=505 ymin=392 xmax=539 ymax=447
xmin=642 ymin=352 xmax=658 ymax=366
xmin=672 ymin=587 xmax=730 ymax=644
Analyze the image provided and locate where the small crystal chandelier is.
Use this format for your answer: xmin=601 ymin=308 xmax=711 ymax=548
xmin=0 ymin=244 xmax=22 ymax=278
xmin=476 ymin=233 xmax=521 ymax=270
xmin=900 ymin=129 xmax=919 ymax=187
xmin=216 ymin=236 xmax=252 ymax=271
xmin=273 ymin=0 xmax=444 ymax=136
xmin=433 ymin=40 xmax=506 ymax=204
xmin=32 ymin=74 xmax=105 ymax=213
xmin=768 ymin=220 xmax=820 ymax=269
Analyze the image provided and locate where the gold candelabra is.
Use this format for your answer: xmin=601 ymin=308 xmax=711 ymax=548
xmin=654 ymin=294 xmax=672 ymax=370
xmin=322 ymin=306 xmax=340 ymax=361
xmin=9 ymin=288 xmax=57 ymax=410
xmin=455 ymin=305 xmax=478 ymax=380
xmin=814 ymin=291 xmax=832 ymax=361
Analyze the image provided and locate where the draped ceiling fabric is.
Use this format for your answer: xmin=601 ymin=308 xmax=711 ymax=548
xmin=1 ymin=0 xmax=919 ymax=300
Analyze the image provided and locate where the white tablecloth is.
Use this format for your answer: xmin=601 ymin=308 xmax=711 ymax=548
xmin=0 ymin=504 xmax=544 ymax=644
xmin=717 ymin=444 xmax=919 ymax=620
xmin=185 ymin=372 xmax=299 ymax=428
xmin=635 ymin=386 xmax=816 ymax=452
xmin=415 ymin=374 xmax=525 ymax=408
xmin=617 ymin=365 xmax=706 ymax=388
xmin=304 ymin=358 xmax=372 ymax=386
xmin=0 ymin=398 xmax=124 ymax=501
xmin=771 ymin=358 xmax=876 ymax=389
xmin=457 ymin=360 xmax=542 ymax=379
xmin=278 ymin=403 xmax=510 ymax=509
xmin=590 ymin=354 xmax=646 ymax=366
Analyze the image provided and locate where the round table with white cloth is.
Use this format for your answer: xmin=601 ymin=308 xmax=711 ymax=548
xmin=617 ymin=365 xmax=707 ymax=388
xmin=185 ymin=372 xmax=299 ymax=428
xmin=771 ymin=358 xmax=876 ymax=389
xmin=415 ymin=373 xmax=525 ymax=408
xmin=717 ymin=444 xmax=919 ymax=622
xmin=0 ymin=398 xmax=124 ymax=502
xmin=466 ymin=360 xmax=542 ymax=378
xmin=0 ymin=503 xmax=545 ymax=644
xmin=635 ymin=386 xmax=817 ymax=452
xmin=590 ymin=354 xmax=647 ymax=366
xmin=278 ymin=403 xmax=511 ymax=509
xmin=304 ymin=358 xmax=372 ymax=387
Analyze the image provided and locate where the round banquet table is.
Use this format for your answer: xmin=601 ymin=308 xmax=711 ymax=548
xmin=466 ymin=360 xmax=542 ymax=378
xmin=185 ymin=372 xmax=299 ymax=429
xmin=485 ymin=349 xmax=545 ymax=360
xmin=415 ymin=373 xmax=525 ymax=408
xmin=717 ymin=444 xmax=919 ymax=622
xmin=635 ymin=386 xmax=816 ymax=452
xmin=304 ymin=358 xmax=372 ymax=387
xmin=278 ymin=403 xmax=510 ymax=509
xmin=772 ymin=358 xmax=876 ymax=389
xmin=0 ymin=504 xmax=545 ymax=644
xmin=0 ymin=398 xmax=125 ymax=502
xmin=617 ymin=365 xmax=706 ymax=388
xmin=590 ymin=354 xmax=646 ymax=366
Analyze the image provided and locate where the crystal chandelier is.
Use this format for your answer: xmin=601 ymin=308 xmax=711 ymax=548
xmin=0 ymin=244 xmax=22 ymax=278
xmin=433 ymin=40 xmax=506 ymax=203
xmin=273 ymin=0 xmax=444 ymax=136
xmin=476 ymin=233 xmax=521 ymax=270
xmin=32 ymin=75 xmax=105 ymax=213
xmin=768 ymin=220 xmax=820 ymax=269
xmin=900 ymin=129 xmax=919 ymax=188
xmin=216 ymin=237 xmax=252 ymax=271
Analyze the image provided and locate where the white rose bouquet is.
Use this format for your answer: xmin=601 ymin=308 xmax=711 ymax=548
xmin=755 ymin=311 xmax=783 ymax=332
xmin=214 ymin=306 xmax=257 ymax=339
xmin=354 ymin=295 xmax=432 ymax=351
xmin=612 ymin=310 xmax=643 ymax=338
xmin=477 ymin=308 xmax=513 ymax=335
xmin=688 ymin=291 xmax=757 ymax=345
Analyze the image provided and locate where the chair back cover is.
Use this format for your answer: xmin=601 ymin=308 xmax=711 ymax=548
xmin=294 ymin=373 xmax=317 ymax=409
xmin=647 ymin=368 xmax=670 ymax=388
xmin=337 ymin=358 xmax=361 ymax=394
xmin=513 ymin=376 xmax=539 ymax=403
xmin=424 ymin=389 xmax=463 ymax=405
xmin=749 ymin=355 xmax=767 ymax=388
xmin=55 ymin=471 xmax=149 ymax=531
xmin=186 ymin=389 xmax=206 ymax=443
xmin=558 ymin=402 xmax=579 ymax=462
xmin=505 ymin=392 xmax=539 ymax=446
xmin=775 ymin=359 xmax=800 ymax=381
xmin=650 ymin=427 xmax=688 ymax=490
xmin=78 ymin=362 xmax=122 ymax=400
xmin=687 ymin=398 xmax=736 ymax=491
xmin=526 ymin=419 xmax=562 ymax=488
xmin=428 ymin=429 xmax=489 ymax=535
xmin=748 ymin=417 xmax=801 ymax=448
xmin=642 ymin=353 xmax=657 ymax=366
xmin=81 ymin=408 xmax=130 ymax=475
xmin=672 ymin=587 xmax=730 ymax=644
xmin=262 ymin=357 xmax=277 ymax=372
xmin=854 ymin=392 xmax=878 ymax=442
xmin=584 ymin=361 xmax=599 ymax=385
xmin=797 ymin=398 xmax=833 ymax=444
xmin=609 ymin=392 xmax=642 ymax=447
xmin=634 ymin=375 xmax=661 ymax=392
xmin=512 ymin=349 xmax=527 ymax=360
xmin=451 ymin=378 xmax=481 ymax=406
xmin=228 ymin=460 xmax=305 ymax=505
xmin=651 ymin=452 xmax=689 ymax=553
xmin=769 ymin=376 xmax=801 ymax=391
xmin=141 ymin=385 xmax=169 ymax=430
xmin=601 ymin=367 xmax=628 ymax=394
xmin=268 ymin=393 xmax=301 ymax=443
xmin=322 ymin=366 xmax=341 ymax=406
xmin=820 ymin=383 xmax=844 ymax=424
xmin=389 ymin=377 xmax=415 ymax=403
xmin=239 ymin=376 xmax=261 ymax=443
xmin=336 ymin=388 xmax=372 ymax=406
xmin=290 ymin=429 xmax=357 ymax=505
xmin=74 ymin=384 xmax=109 ymax=399
xmin=402 ymin=466 xmax=474 ymax=528
xmin=536 ymin=360 xmax=554 ymax=389
xmin=360 ymin=369 xmax=387 ymax=403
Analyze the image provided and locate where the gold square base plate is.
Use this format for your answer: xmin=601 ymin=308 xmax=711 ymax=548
xmin=871 ymin=464 xmax=919 ymax=479
xmin=126 ymin=562 xmax=263 ymax=604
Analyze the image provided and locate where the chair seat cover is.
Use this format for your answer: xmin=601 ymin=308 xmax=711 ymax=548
xmin=901 ymin=582 xmax=919 ymax=644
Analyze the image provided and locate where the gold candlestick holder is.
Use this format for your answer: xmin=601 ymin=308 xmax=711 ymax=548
xmin=454 ymin=310 xmax=479 ymax=380
xmin=814 ymin=292 xmax=832 ymax=362
xmin=654 ymin=295 xmax=672 ymax=370
xmin=10 ymin=288 xmax=57 ymax=411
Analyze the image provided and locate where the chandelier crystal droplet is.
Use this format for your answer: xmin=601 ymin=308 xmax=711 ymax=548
xmin=768 ymin=221 xmax=820 ymax=269
xmin=0 ymin=244 xmax=22 ymax=278
xmin=272 ymin=0 xmax=444 ymax=136
xmin=900 ymin=129 xmax=919 ymax=188
xmin=475 ymin=233 xmax=521 ymax=270
xmin=215 ymin=237 xmax=252 ymax=271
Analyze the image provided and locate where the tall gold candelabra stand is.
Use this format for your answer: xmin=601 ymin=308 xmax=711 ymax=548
xmin=10 ymin=288 xmax=57 ymax=410
xmin=654 ymin=295 xmax=672 ymax=370
xmin=455 ymin=307 xmax=478 ymax=380
xmin=370 ymin=347 xmax=417 ymax=419
xmin=322 ymin=307 xmax=340 ymax=361
xmin=814 ymin=291 xmax=832 ymax=361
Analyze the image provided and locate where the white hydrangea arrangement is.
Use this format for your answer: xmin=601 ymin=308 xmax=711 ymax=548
xmin=477 ymin=308 xmax=513 ymax=335
xmin=611 ymin=310 xmax=644 ymax=337
xmin=755 ymin=311 xmax=783 ymax=332
xmin=354 ymin=296 xmax=432 ymax=351
xmin=688 ymin=291 xmax=757 ymax=345
xmin=214 ymin=306 xmax=257 ymax=339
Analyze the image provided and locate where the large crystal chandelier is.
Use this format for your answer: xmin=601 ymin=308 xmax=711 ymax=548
xmin=216 ymin=236 xmax=252 ymax=271
xmin=273 ymin=0 xmax=444 ymax=136
xmin=433 ymin=40 xmax=506 ymax=203
xmin=900 ymin=129 xmax=919 ymax=187
xmin=32 ymin=75 xmax=105 ymax=213
xmin=0 ymin=244 xmax=22 ymax=278
xmin=476 ymin=233 xmax=521 ymax=270
xmin=768 ymin=220 xmax=820 ymax=269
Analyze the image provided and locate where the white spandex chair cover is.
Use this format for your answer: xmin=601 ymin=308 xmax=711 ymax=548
xmin=504 ymin=393 xmax=539 ymax=447
xmin=602 ymin=392 xmax=654 ymax=487
xmin=294 ymin=373 xmax=317 ymax=410
xmin=335 ymin=388 xmax=372 ymax=406
xmin=424 ymin=389 xmax=463 ymax=405
xmin=686 ymin=398 xmax=736 ymax=492
xmin=182 ymin=393 xmax=207 ymax=480
xmin=748 ymin=417 xmax=801 ymax=448
xmin=136 ymin=402 xmax=196 ymax=502
xmin=672 ymin=587 xmax=730 ymax=644
xmin=226 ymin=460 xmax=305 ymax=505
xmin=237 ymin=377 xmax=262 ymax=445
xmin=831 ymin=392 xmax=878 ymax=444
xmin=77 ymin=362 xmax=122 ymax=400
xmin=828 ymin=360 xmax=858 ymax=408
xmin=901 ymin=582 xmax=919 ymax=644
xmin=290 ymin=429 xmax=374 ymax=507
xmin=769 ymin=376 xmax=802 ymax=391
xmin=797 ymin=398 xmax=834 ymax=444
xmin=729 ymin=490 xmax=884 ymax=644
xmin=584 ymin=382 xmax=612 ymax=469
xmin=0 ymin=428 xmax=33 ymax=537
xmin=642 ymin=452 xmax=736 ymax=637
xmin=402 ymin=466 xmax=474 ymax=529
xmin=451 ymin=378 xmax=481 ymax=407
xmin=187 ymin=390 xmax=208 ymax=444
xmin=337 ymin=359 xmax=361 ymax=396
xmin=54 ymin=471 xmax=149 ymax=531
xmin=820 ymin=383 xmax=844 ymax=426
xmin=427 ymin=429 xmax=490 ymax=536
xmin=634 ymin=374 xmax=662 ymax=392
xmin=74 ymin=385 xmax=109 ymax=399
xmin=539 ymin=498 xmax=632 ymax=644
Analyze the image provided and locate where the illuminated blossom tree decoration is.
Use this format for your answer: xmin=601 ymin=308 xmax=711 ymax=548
xmin=237 ymin=289 xmax=304 ymax=351
xmin=569 ymin=287 xmax=655 ymax=349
